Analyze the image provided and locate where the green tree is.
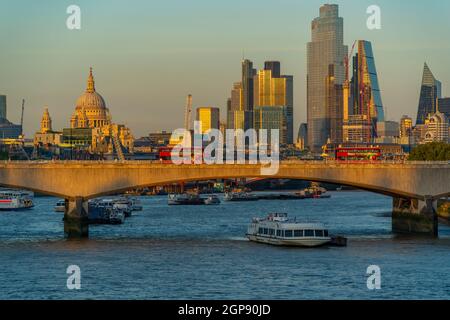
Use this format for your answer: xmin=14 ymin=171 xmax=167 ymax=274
xmin=408 ymin=142 xmax=450 ymax=161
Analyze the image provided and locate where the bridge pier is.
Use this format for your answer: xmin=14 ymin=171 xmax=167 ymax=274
xmin=392 ymin=197 xmax=438 ymax=237
xmin=64 ymin=197 xmax=89 ymax=238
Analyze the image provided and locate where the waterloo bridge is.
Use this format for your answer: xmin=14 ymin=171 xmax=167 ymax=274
xmin=0 ymin=160 xmax=449 ymax=238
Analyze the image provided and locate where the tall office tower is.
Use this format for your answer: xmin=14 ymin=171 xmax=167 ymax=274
xmin=282 ymin=75 xmax=294 ymax=144
xmin=264 ymin=61 xmax=281 ymax=78
xmin=352 ymin=41 xmax=385 ymax=131
xmin=438 ymin=98 xmax=450 ymax=120
xmin=307 ymin=4 xmax=347 ymax=152
xmin=296 ymin=123 xmax=308 ymax=150
xmin=253 ymin=66 xmax=294 ymax=144
xmin=326 ymin=65 xmax=343 ymax=144
xmin=242 ymin=59 xmax=256 ymax=112
xmin=400 ymin=115 xmax=413 ymax=138
xmin=196 ymin=107 xmax=220 ymax=134
xmin=0 ymin=95 xmax=6 ymax=120
xmin=230 ymin=82 xmax=243 ymax=112
xmin=416 ymin=63 xmax=442 ymax=125
xmin=226 ymin=98 xmax=232 ymax=118
xmin=253 ymin=106 xmax=287 ymax=145
xmin=227 ymin=81 xmax=252 ymax=131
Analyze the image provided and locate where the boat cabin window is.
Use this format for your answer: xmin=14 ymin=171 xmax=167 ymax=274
xmin=276 ymin=230 xmax=281 ymax=237
xmin=258 ymin=228 xmax=264 ymax=234
xmin=294 ymin=230 xmax=303 ymax=237
xmin=304 ymin=230 xmax=314 ymax=237
xmin=285 ymin=230 xmax=293 ymax=238
xmin=324 ymin=230 xmax=329 ymax=237
xmin=315 ymin=230 xmax=324 ymax=237
xmin=269 ymin=229 xmax=275 ymax=236
xmin=263 ymin=228 xmax=268 ymax=235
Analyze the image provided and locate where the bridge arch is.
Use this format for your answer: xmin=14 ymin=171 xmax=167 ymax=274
xmin=85 ymin=175 xmax=424 ymax=201
xmin=0 ymin=182 xmax=68 ymax=199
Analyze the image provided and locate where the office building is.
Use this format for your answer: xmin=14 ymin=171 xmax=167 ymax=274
xmin=253 ymin=105 xmax=287 ymax=145
xmin=242 ymin=59 xmax=256 ymax=112
xmin=196 ymin=107 xmax=220 ymax=134
xmin=423 ymin=112 xmax=449 ymax=143
xmin=343 ymin=115 xmax=372 ymax=143
xmin=307 ymin=4 xmax=347 ymax=152
xmin=416 ymin=63 xmax=442 ymax=125
xmin=400 ymin=115 xmax=413 ymax=138
xmin=0 ymin=95 xmax=6 ymax=120
xmin=438 ymin=98 xmax=450 ymax=121
xmin=349 ymin=40 xmax=385 ymax=138
xmin=264 ymin=61 xmax=281 ymax=78
xmin=0 ymin=95 xmax=22 ymax=139
xmin=377 ymin=121 xmax=399 ymax=138
xmin=326 ymin=65 xmax=343 ymax=144
xmin=296 ymin=123 xmax=308 ymax=150
xmin=253 ymin=64 xmax=294 ymax=144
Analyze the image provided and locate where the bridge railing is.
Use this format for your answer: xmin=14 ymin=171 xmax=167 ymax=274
xmin=1 ymin=160 xmax=449 ymax=166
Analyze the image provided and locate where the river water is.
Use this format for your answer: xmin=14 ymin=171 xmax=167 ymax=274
xmin=0 ymin=191 xmax=449 ymax=300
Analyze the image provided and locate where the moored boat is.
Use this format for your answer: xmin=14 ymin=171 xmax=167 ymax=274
xmin=54 ymin=200 xmax=65 ymax=212
xmin=224 ymin=189 xmax=258 ymax=202
xmin=0 ymin=190 xmax=34 ymax=211
xmin=130 ymin=197 xmax=143 ymax=211
xmin=88 ymin=198 xmax=127 ymax=224
xmin=296 ymin=186 xmax=331 ymax=199
xmin=246 ymin=213 xmax=331 ymax=247
xmin=168 ymin=193 xmax=205 ymax=205
xmin=204 ymin=195 xmax=221 ymax=205
xmin=113 ymin=197 xmax=133 ymax=217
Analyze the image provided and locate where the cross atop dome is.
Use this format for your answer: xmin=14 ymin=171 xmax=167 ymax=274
xmin=86 ymin=67 xmax=96 ymax=93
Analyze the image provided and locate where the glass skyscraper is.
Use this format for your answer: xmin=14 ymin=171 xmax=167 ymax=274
xmin=348 ymin=40 xmax=385 ymax=139
xmin=253 ymin=66 xmax=294 ymax=144
xmin=438 ymin=98 xmax=450 ymax=121
xmin=0 ymin=95 xmax=6 ymax=120
xmin=253 ymin=105 xmax=287 ymax=145
xmin=307 ymin=4 xmax=347 ymax=152
xmin=416 ymin=63 xmax=442 ymax=125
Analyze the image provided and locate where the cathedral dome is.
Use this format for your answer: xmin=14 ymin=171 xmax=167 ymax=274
xmin=72 ymin=68 xmax=111 ymax=129
xmin=76 ymin=91 xmax=106 ymax=110
xmin=75 ymin=68 xmax=107 ymax=111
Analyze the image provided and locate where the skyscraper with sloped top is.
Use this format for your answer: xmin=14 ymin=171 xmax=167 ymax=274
xmin=416 ymin=63 xmax=442 ymax=125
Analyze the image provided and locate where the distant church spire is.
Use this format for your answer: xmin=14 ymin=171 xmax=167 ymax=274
xmin=86 ymin=67 xmax=95 ymax=93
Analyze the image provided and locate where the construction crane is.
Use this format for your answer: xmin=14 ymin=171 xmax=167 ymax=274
xmin=184 ymin=94 xmax=192 ymax=131
xmin=20 ymin=99 xmax=25 ymax=138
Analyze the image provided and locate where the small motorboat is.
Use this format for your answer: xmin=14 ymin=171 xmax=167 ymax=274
xmin=54 ymin=200 xmax=65 ymax=212
xmin=204 ymin=195 xmax=221 ymax=205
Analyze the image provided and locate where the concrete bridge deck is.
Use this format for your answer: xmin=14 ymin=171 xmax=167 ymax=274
xmin=0 ymin=160 xmax=448 ymax=200
xmin=0 ymin=160 xmax=448 ymax=237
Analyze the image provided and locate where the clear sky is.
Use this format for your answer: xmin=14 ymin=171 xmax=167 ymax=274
xmin=1 ymin=0 xmax=449 ymax=138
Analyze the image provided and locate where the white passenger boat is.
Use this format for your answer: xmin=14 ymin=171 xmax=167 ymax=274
xmin=130 ymin=197 xmax=143 ymax=211
xmin=246 ymin=213 xmax=331 ymax=247
xmin=54 ymin=200 xmax=65 ymax=212
xmin=0 ymin=190 xmax=34 ymax=211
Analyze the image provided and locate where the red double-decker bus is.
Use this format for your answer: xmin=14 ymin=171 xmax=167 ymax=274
xmin=158 ymin=146 xmax=204 ymax=163
xmin=335 ymin=147 xmax=381 ymax=161
xmin=159 ymin=146 xmax=173 ymax=163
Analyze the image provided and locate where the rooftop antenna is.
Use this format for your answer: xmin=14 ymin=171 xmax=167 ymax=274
xmin=184 ymin=94 xmax=193 ymax=131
